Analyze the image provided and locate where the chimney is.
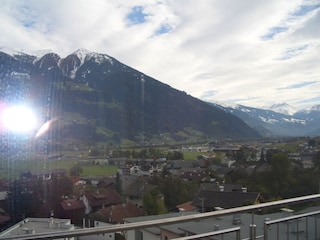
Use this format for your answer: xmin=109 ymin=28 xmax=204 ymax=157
xmin=241 ymin=187 xmax=247 ymax=193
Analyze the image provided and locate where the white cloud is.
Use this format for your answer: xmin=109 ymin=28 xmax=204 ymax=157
xmin=0 ymin=0 xmax=319 ymax=110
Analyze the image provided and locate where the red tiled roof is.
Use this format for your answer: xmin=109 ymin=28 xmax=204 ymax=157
xmin=60 ymin=199 xmax=85 ymax=211
xmin=69 ymin=176 xmax=81 ymax=183
xmin=176 ymin=201 xmax=197 ymax=212
xmin=85 ymin=188 xmax=123 ymax=207
xmin=98 ymin=202 xmax=145 ymax=224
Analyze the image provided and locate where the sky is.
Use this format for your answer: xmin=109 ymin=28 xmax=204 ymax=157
xmin=0 ymin=0 xmax=319 ymax=111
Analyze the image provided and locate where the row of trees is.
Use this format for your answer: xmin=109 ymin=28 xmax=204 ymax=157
xmin=109 ymin=148 xmax=184 ymax=160
xmin=142 ymin=175 xmax=198 ymax=214
xmin=226 ymin=152 xmax=320 ymax=200
xmin=142 ymin=151 xmax=320 ymax=215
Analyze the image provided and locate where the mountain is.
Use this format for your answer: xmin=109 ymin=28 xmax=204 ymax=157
xmin=0 ymin=49 xmax=260 ymax=146
xmin=268 ymin=103 xmax=297 ymax=115
xmin=211 ymin=102 xmax=320 ymax=137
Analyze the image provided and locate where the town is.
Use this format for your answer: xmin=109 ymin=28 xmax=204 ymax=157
xmin=0 ymin=136 xmax=319 ymax=239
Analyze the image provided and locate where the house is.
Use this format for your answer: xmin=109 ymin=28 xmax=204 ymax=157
xmin=167 ymin=160 xmax=197 ymax=170
xmin=122 ymin=176 xmax=156 ymax=207
xmin=51 ymin=169 xmax=68 ymax=178
xmin=193 ymin=190 xmax=261 ymax=212
xmin=83 ymin=188 xmax=123 ymax=213
xmin=59 ymin=199 xmax=86 ymax=226
xmin=78 ymin=221 xmax=115 ymax=240
xmin=90 ymin=202 xmax=145 ymax=224
xmin=214 ymin=167 xmax=233 ymax=179
xmin=0 ymin=191 xmax=7 ymax=210
xmin=301 ymin=159 xmax=314 ymax=169
xmin=0 ymin=217 xmax=75 ymax=239
xmin=180 ymin=170 xmax=213 ymax=182
xmin=197 ymin=155 xmax=213 ymax=168
xmin=176 ymin=201 xmax=197 ymax=212
xmin=126 ymin=206 xmax=320 ymax=240
xmin=199 ymin=183 xmax=243 ymax=192
xmin=96 ymin=178 xmax=115 ymax=189
xmin=124 ymin=212 xmax=198 ymax=240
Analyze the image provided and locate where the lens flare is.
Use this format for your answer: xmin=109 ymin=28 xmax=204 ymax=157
xmin=1 ymin=105 xmax=38 ymax=133
xmin=35 ymin=118 xmax=57 ymax=138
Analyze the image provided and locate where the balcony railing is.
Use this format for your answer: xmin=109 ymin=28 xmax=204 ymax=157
xmin=0 ymin=194 xmax=319 ymax=240
xmin=263 ymin=210 xmax=320 ymax=240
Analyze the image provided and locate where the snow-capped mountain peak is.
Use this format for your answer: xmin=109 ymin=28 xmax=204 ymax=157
xmin=72 ymin=48 xmax=113 ymax=65
xmin=208 ymin=101 xmax=320 ymax=136
xmin=268 ymin=103 xmax=297 ymax=115
xmin=310 ymin=104 xmax=320 ymax=112
xmin=0 ymin=46 xmax=54 ymax=59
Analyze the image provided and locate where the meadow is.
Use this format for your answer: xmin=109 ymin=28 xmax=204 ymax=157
xmin=0 ymin=156 xmax=118 ymax=179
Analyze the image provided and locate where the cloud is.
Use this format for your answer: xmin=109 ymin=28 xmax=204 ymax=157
xmin=0 ymin=0 xmax=319 ymax=110
xmin=283 ymin=81 xmax=318 ymax=89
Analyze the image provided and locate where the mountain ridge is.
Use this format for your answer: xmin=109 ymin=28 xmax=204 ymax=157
xmin=0 ymin=49 xmax=261 ymax=146
xmin=210 ymin=101 xmax=320 ymax=137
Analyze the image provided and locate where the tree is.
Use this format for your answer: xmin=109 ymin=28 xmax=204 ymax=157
xmin=313 ymin=151 xmax=320 ymax=169
xmin=269 ymin=152 xmax=291 ymax=197
xmin=166 ymin=151 xmax=183 ymax=160
xmin=70 ymin=165 xmax=83 ymax=176
xmin=89 ymin=147 xmax=101 ymax=157
xmin=6 ymin=180 xmax=34 ymax=224
xmin=308 ymin=139 xmax=316 ymax=148
xmin=115 ymin=172 xmax=122 ymax=196
xmin=142 ymin=188 xmax=167 ymax=215
xmin=53 ymin=176 xmax=74 ymax=198
xmin=155 ymin=176 xmax=197 ymax=210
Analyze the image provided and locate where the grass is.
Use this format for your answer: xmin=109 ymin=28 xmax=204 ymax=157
xmin=183 ymin=151 xmax=201 ymax=160
xmin=81 ymin=165 xmax=118 ymax=176
xmin=0 ymin=157 xmax=118 ymax=179
xmin=273 ymin=140 xmax=305 ymax=153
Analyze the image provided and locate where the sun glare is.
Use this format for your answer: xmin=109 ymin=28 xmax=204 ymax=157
xmin=1 ymin=105 xmax=38 ymax=133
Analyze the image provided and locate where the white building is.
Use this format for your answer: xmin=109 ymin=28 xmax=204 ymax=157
xmin=0 ymin=217 xmax=75 ymax=239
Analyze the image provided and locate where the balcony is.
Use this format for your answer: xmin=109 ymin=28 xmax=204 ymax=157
xmin=0 ymin=194 xmax=319 ymax=240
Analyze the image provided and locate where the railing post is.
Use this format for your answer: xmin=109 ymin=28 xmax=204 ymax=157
xmin=264 ymin=222 xmax=268 ymax=240
xmin=296 ymin=219 xmax=299 ymax=240
xmin=305 ymin=217 xmax=308 ymax=240
xmin=315 ymin=215 xmax=318 ymax=240
xmin=236 ymin=228 xmax=241 ymax=240
xmin=249 ymin=224 xmax=256 ymax=240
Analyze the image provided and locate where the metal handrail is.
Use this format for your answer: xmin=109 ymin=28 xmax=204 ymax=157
xmin=172 ymin=226 xmax=241 ymax=240
xmin=264 ymin=210 xmax=320 ymax=240
xmin=0 ymin=194 xmax=319 ymax=240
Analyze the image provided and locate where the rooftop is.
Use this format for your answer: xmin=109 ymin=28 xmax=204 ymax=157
xmin=0 ymin=218 xmax=74 ymax=238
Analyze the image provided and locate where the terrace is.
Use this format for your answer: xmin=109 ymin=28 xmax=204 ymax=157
xmin=0 ymin=194 xmax=319 ymax=240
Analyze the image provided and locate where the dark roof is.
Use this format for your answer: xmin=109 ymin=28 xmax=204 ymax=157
xmin=85 ymin=188 xmax=123 ymax=207
xmin=123 ymin=180 xmax=156 ymax=198
xmin=215 ymin=167 xmax=233 ymax=175
xmin=193 ymin=191 xmax=260 ymax=209
xmin=93 ymin=202 xmax=145 ymax=224
xmin=168 ymin=160 xmax=197 ymax=169
xmin=199 ymin=183 xmax=243 ymax=192
xmin=180 ymin=170 xmax=212 ymax=181
xmin=97 ymin=178 xmax=115 ymax=188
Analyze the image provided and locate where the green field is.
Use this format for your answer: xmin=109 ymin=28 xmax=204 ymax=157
xmin=183 ymin=151 xmax=201 ymax=160
xmin=0 ymin=157 xmax=118 ymax=179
